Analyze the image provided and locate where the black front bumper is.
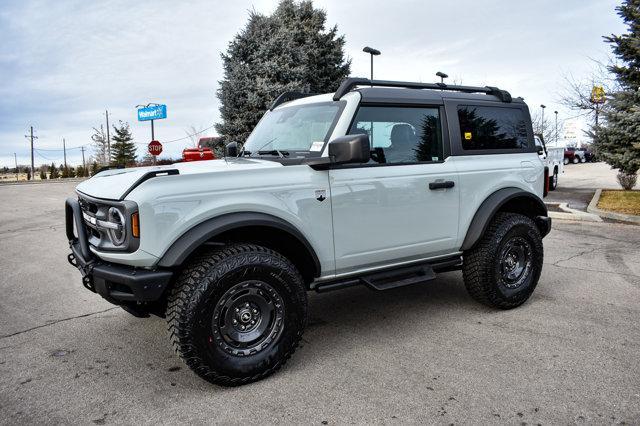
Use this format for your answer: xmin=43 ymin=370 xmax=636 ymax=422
xmin=65 ymin=198 xmax=173 ymax=305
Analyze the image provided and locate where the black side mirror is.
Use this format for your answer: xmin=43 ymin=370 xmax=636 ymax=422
xmin=328 ymin=134 xmax=371 ymax=165
xmin=225 ymin=142 xmax=240 ymax=157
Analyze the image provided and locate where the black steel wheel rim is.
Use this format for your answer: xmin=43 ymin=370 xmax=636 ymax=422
xmin=212 ymin=280 xmax=285 ymax=356
xmin=499 ymin=236 xmax=533 ymax=289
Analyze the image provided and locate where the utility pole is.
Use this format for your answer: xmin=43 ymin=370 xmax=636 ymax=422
xmin=63 ymin=138 xmax=67 ymax=168
xmin=81 ymin=146 xmax=86 ymax=172
xmin=24 ymin=126 xmax=37 ymax=180
xmin=14 ymin=153 xmax=18 ymax=182
xmin=105 ymin=110 xmax=111 ymax=163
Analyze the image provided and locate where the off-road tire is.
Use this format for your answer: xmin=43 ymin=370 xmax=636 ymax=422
xmin=572 ymin=157 xmax=579 ymax=164
xmin=463 ymin=212 xmax=543 ymax=309
xmin=166 ymin=244 xmax=308 ymax=386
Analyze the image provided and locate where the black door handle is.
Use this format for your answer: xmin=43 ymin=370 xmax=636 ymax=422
xmin=429 ymin=180 xmax=455 ymax=190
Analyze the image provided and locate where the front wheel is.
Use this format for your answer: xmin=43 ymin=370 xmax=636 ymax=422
xmin=463 ymin=213 xmax=544 ymax=309
xmin=563 ymin=158 xmax=569 ymax=165
xmin=572 ymin=157 xmax=579 ymax=164
xmin=167 ymin=244 xmax=308 ymax=386
xmin=580 ymin=156 xmax=587 ymax=163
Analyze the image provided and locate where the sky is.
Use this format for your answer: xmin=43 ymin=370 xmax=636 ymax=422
xmin=0 ymin=0 xmax=627 ymax=168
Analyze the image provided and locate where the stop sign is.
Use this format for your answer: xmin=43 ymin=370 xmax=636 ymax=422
xmin=148 ymin=140 xmax=163 ymax=156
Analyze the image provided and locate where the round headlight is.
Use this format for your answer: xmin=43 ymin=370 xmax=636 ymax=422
xmin=107 ymin=207 xmax=126 ymax=246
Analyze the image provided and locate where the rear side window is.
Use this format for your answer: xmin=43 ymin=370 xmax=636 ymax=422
xmin=457 ymin=105 xmax=529 ymax=151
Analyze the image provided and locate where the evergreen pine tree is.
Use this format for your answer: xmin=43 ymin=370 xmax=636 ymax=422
xmin=595 ymin=0 xmax=640 ymax=189
xmin=49 ymin=162 xmax=59 ymax=179
xmin=110 ymin=121 xmax=137 ymax=167
xmin=39 ymin=166 xmax=47 ymax=180
xmin=216 ymin=0 xmax=351 ymax=143
xmin=91 ymin=161 xmax=99 ymax=176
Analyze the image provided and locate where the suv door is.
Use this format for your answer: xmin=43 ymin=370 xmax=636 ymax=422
xmin=328 ymin=105 xmax=460 ymax=276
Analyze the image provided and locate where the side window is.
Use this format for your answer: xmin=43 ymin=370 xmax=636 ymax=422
xmin=348 ymin=106 xmax=443 ymax=164
xmin=457 ymin=105 xmax=529 ymax=151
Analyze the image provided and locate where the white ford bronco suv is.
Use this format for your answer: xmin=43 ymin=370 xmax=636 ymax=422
xmin=66 ymin=78 xmax=551 ymax=386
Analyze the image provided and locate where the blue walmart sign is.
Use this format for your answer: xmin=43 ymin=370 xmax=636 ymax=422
xmin=137 ymin=104 xmax=167 ymax=121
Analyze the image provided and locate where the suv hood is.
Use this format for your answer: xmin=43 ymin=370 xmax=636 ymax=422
xmin=76 ymin=158 xmax=283 ymax=200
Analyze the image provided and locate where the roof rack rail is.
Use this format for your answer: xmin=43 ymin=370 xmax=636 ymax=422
xmin=332 ymin=78 xmax=512 ymax=103
xmin=270 ymin=91 xmax=318 ymax=110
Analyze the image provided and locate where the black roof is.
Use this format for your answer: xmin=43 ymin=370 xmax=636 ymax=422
xmin=357 ymin=86 xmax=524 ymax=105
xmin=333 ymin=78 xmax=517 ymax=104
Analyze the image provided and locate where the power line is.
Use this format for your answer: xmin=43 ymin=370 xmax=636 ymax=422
xmin=33 ymin=150 xmax=62 ymax=162
xmin=134 ymin=123 xmax=216 ymax=145
xmin=34 ymin=145 xmax=88 ymax=152
xmin=35 ymin=124 xmax=216 ymax=150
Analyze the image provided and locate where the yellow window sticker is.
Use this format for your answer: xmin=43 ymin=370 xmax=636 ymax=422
xmin=464 ymin=132 xmax=472 ymax=140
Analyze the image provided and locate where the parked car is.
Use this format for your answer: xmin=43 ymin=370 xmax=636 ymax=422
xmin=535 ymin=135 xmax=563 ymax=190
xmin=182 ymin=147 xmax=215 ymax=162
xmin=582 ymin=146 xmax=598 ymax=162
xmin=564 ymin=146 xmax=586 ymax=164
xmin=66 ymin=77 xmax=551 ymax=386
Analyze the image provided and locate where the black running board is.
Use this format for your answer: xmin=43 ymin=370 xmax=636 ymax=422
xmin=361 ymin=264 xmax=436 ymax=290
xmin=315 ymin=256 xmax=462 ymax=293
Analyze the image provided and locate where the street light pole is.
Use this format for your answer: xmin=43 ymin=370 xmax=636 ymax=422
xmin=554 ymin=111 xmax=558 ymax=144
xmin=540 ymin=104 xmax=546 ymax=138
xmin=436 ymin=71 xmax=448 ymax=84
xmin=105 ymin=110 xmax=111 ymax=164
xmin=362 ymin=46 xmax=381 ymax=81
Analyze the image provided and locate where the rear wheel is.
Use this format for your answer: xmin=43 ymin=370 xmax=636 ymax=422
xmin=167 ymin=244 xmax=308 ymax=386
xmin=549 ymin=168 xmax=558 ymax=191
xmin=580 ymin=156 xmax=586 ymax=163
xmin=572 ymin=157 xmax=579 ymax=164
xmin=463 ymin=213 xmax=543 ymax=309
xmin=563 ymin=158 xmax=569 ymax=165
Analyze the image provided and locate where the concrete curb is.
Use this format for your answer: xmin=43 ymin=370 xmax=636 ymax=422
xmin=546 ymin=201 xmax=603 ymax=222
xmin=587 ymin=188 xmax=640 ymax=224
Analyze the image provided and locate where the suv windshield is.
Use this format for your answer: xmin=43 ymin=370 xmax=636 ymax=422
xmin=243 ymin=102 xmax=344 ymax=158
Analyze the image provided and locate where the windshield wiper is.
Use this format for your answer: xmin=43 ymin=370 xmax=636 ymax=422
xmin=258 ymin=150 xmax=289 ymax=158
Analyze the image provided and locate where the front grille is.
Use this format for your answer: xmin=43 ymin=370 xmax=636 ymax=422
xmin=78 ymin=197 xmax=98 ymax=214
xmin=76 ymin=193 xmax=139 ymax=253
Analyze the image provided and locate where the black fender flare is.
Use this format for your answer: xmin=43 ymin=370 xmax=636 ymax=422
xmin=460 ymin=187 xmax=548 ymax=251
xmin=157 ymin=212 xmax=321 ymax=275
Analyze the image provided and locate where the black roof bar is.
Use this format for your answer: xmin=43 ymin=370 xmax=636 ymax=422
xmin=269 ymin=91 xmax=318 ymax=110
xmin=332 ymin=78 xmax=512 ymax=103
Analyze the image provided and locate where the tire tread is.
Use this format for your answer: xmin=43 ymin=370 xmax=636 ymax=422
xmin=166 ymin=243 xmax=307 ymax=386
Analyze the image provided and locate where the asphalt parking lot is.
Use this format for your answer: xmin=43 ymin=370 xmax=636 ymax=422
xmin=1 ymin=179 xmax=639 ymax=424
